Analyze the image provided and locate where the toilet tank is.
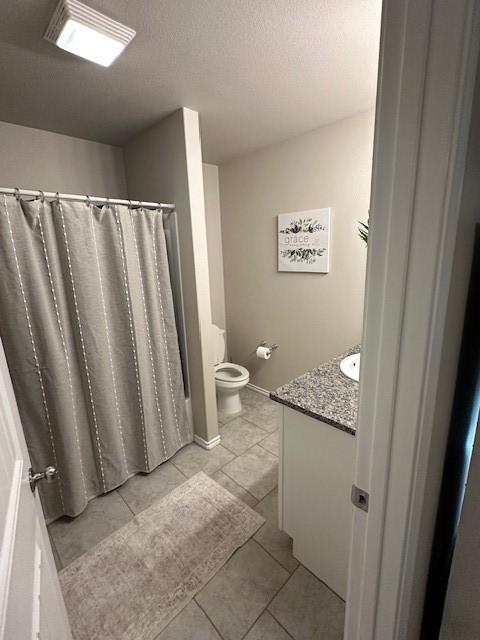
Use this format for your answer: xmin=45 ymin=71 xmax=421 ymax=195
xmin=211 ymin=324 xmax=226 ymax=365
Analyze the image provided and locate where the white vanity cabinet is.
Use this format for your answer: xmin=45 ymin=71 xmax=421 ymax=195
xmin=278 ymin=405 xmax=356 ymax=599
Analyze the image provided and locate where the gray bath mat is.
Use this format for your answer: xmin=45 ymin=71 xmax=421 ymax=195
xmin=60 ymin=471 xmax=264 ymax=640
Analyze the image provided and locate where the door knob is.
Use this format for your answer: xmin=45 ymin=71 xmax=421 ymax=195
xmin=29 ymin=465 xmax=58 ymax=493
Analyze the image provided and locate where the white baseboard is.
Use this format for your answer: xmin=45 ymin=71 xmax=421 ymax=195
xmin=246 ymin=382 xmax=271 ymax=398
xmin=194 ymin=434 xmax=221 ymax=450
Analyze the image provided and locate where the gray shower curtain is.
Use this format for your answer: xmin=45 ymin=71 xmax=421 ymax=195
xmin=0 ymin=195 xmax=192 ymax=522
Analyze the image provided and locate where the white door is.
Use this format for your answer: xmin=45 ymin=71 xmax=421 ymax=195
xmin=0 ymin=337 xmax=72 ymax=640
xmin=344 ymin=0 xmax=480 ymax=638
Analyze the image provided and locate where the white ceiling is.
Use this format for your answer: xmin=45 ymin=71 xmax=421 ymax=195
xmin=0 ymin=0 xmax=381 ymax=163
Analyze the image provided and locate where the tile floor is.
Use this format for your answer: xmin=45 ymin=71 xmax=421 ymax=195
xmin=48 ymin=388 xmax=345 ymax=640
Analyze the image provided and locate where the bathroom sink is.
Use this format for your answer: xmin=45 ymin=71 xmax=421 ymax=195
xmin=340 ymin=353 xmax=360 ymax=382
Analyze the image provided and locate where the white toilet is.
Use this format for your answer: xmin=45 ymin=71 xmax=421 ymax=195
xmin=212 ymin=324 xmax=249 ymax=415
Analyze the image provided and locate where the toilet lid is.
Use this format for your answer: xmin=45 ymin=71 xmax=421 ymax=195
xmin=215 ymin=362 xmax=249 ymax=382
xmin=212 ymin=324 xmax=225 ymax=365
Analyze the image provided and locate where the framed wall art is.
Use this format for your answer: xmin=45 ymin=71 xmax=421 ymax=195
xmin=277 ymin=208 xmax=331 ymax=273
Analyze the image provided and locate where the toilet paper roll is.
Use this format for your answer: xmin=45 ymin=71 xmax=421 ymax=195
xmin=256 ymin=346 xmax=271 ymax=360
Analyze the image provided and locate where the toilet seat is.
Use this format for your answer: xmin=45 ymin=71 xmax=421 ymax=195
xmin=214 ymin=362 xmax=249 ymax=383
xmin=212 ymin=325 xmax=249 ymax=415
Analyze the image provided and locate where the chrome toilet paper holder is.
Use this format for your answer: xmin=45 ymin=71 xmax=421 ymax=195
xmin=257 ymin=341 xmax=279 ymax=352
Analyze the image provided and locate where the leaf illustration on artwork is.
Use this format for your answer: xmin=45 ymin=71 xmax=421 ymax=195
xmin=280 ymin=247 xmax=326 ymax=264
xmin=279 ymin=218 xmax=326 ymax=234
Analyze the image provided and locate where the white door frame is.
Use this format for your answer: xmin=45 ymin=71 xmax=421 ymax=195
xmin=345 ymin=0 xmax=480 ymax=638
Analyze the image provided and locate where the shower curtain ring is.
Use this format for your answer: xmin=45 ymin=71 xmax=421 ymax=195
xmin=38 ymin=190 xmax=45 ymax=203
xmin=86 ymin=195 xmax=92 ymax=208
xmin=55 ymin=192 xmax=60 ymax=204
xmin=128 ymin=199 xmax=133 ymax=210
xmin=105 ymin=197 xmax=110 ymax=209
xmin=14 ymin=187 xmax=21 ymax=201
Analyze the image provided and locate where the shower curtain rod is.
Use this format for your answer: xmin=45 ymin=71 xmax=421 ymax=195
xmin=0 ymin=187 xmax=175 ymax=211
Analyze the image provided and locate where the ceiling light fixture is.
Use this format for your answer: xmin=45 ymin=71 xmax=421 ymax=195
xmin=44 ymin=0 xmax=136 ymax=67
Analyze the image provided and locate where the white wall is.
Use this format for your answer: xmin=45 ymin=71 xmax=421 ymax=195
xmin=219 ymin=110 xmax=374 ymax=390
xmin=0 ymin=121 xmax=127 ymax=197
xmin=124 ymin=108 xmax=218 ymax=443
xmin=203 ymin=163 xmax=226 ymax=329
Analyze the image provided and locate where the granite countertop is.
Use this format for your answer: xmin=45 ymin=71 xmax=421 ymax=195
xmin=270 ymin=346 xmax=360 ymax=435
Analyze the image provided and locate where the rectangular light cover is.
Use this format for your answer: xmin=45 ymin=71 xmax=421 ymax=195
xmin=44 ymin=0 xmax=136 ymax=67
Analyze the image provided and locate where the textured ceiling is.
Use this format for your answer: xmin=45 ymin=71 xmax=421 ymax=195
xmin=0 ymin=0 xmax=381 ymax=163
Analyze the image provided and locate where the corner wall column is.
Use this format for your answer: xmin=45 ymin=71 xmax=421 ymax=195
xmin=123 ymin=108 xmax=219 ymax=445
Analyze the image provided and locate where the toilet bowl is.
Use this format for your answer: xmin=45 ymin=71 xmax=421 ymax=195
xmin=212 ymin=325 xmax=249 ymax=415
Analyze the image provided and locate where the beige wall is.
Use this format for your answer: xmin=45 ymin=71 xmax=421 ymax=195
xmin=203 ymin=163 xmax=226 ymax=329
xmin=219 ymin=110 xmax=374 ymax=390
xmin=124 ymin=108 xmax=218 ymax=443
xmin=0 ymin=121 xmax=127 ymax=196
